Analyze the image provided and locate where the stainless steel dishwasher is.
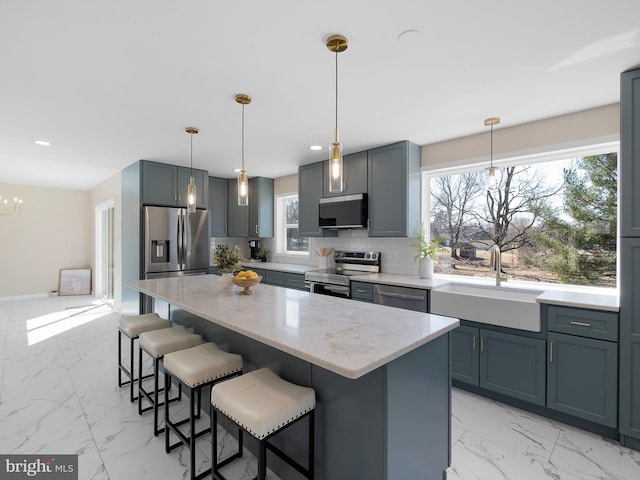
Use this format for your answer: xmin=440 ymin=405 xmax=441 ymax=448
xmin=373 ymin=284 xmax=429 ymax=312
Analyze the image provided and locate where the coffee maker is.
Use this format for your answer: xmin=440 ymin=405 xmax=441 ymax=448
xmin=248 ymin=239 xmax=261 ymax=260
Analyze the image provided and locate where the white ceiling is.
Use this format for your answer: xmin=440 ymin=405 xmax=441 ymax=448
xmin=2 ymin=0 xmax=640 ymax=191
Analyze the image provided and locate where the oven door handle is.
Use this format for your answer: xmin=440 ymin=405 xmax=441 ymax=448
xmin=323 ymin=285 xmax=350 ymax=295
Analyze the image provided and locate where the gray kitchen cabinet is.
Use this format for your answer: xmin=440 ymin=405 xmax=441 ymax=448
xmin=142 ymin=160 xmax=208 ymax=208
xmin=323 ymin=150 xmax=368 ymax=198
xmin=351 ymin=281 xmax=373 ymax=303
xmin=298 ymin=162 xmax=337 ymax=238
xmin=451 ymin=326 xmax=546 ymax=406
xmin=247 ymin=267 xmax=266 ymax=279
xmin=208 ymin=176 xmax=228 ymax=236
xmin=621 ymin=67 xmax=640 ymax=238
xmin=367 ymin=141 xmax=421 ymax=237
xmin=451 ymin=325 xmax=480 ymax=385
xmin=372 ymin=283 xmax=428 ymax=312
xmin=248 ymin=177 xmax=274 ymax=238
xmin=479 ymin=329 xmax=546 ymax=406
xmin=620 ymin=238 xmax=640 ymax=443
xmin=265 ymin=270 xmax=285 ymax=286
xmin=227 ymin=179 xmax=249 ymax=237
xmin=547 ymin=332 xmax=618 ymax=427
xmin=284 ymin=272 xmax=306 ymax=290
xmin=620 ymin=66 xmax=640 ymax=450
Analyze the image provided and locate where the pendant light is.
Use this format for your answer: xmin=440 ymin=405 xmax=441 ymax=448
xmin=484 ymin=117 xmax=500 ymax=187
xmin=236 ymin=93 xmax=251 ymax=206
xmin=185 ymin=127 xmax=199 ymax=212
xmin=327 ymin=34 xmax=348 ymax=193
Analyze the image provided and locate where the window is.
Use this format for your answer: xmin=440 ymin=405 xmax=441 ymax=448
xmin=276 ymin=194 xmax=309 ymax=255
xmin=424 ymin=144 xmax=618 ymax=289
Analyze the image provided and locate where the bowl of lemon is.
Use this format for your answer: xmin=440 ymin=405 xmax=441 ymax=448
xmin=232 ymin=270 xmax=262 ymax=295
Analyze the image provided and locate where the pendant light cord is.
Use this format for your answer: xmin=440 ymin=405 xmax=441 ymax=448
xmin=335 ymin=50 xmax=339 ymax=140
xmin=490 ymin=123 xmax=494 ymax=169
xmin=190 ymin=133 xmax=194 ymax=176
xmin=241 ymin=104 xmax=245 ymax=170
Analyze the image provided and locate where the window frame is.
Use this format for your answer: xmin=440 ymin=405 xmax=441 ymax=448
xmin=421 ymin=140 xmax=620 ymax=290
xmin=275 ymin=192 xmax=309 ymax=256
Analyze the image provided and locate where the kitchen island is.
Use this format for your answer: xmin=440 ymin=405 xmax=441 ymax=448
xmin=126 ymin=275 xmax=459 ymax=480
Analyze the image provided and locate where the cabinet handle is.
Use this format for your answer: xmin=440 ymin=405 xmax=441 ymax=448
xmin=355 ymin=288 xmax=367 ymax=294
xmin=367 ymin=219 xmax=371 ymax=230
xmin=175 ymin=193 xmax=178 ymax=201
xmin=472 ymin=335 xmax=477 ymax=351
xmin=289 ymin=279 xmax=299 ymax=283
xmin=480 ymin=337 xmax=485 ymax=352
xmin=570 ymin=320 xmax=592 ymax=327
xmin=549 ymin=342 xmax=554 ymax=363
xmin=255 ymin=224 xmax=259 ymax=234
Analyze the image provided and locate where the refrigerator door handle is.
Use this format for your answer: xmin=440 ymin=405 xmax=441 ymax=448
xmin=177 ymin=211 xmax=184 ymax=270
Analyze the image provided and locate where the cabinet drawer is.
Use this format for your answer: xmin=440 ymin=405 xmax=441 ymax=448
xmin=265 ymin=270 xmax=285 ymax=286
xmin=351 ymin=281 xmax=373 ymax=302
xmin=284 ymin=273 xmax=306 ymax=290
xmin=547 ymin=305 xmax=618 ymax=342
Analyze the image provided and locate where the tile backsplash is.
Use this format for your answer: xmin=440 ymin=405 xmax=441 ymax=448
xmin=211 ymin=229 xmax=419 ymax=276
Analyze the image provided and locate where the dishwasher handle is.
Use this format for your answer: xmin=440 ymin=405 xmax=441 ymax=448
xmin=375 ymin=291 xmax=426 ymax=301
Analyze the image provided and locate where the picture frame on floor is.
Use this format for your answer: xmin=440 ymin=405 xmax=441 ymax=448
xmin=58 ymin=268 xmax=91 ymax=295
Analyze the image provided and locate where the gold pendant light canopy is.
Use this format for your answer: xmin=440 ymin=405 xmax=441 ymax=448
xmin=327 ymin=34 xmax=348 ymax=193
xmin=484 ymin=117 xmax=500 ymax=187
xmin=185 ymin=126 xmax=199 ymax=212
xmin=236 ymin=94 xmax=252 ymax=206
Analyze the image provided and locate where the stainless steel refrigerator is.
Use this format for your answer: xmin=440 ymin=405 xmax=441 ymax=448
xmin=144 ymin=206 xmax=210 ymax=279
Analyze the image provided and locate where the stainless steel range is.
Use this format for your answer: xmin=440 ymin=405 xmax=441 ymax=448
xmin=305 ymin=250 xmax=381 ymax=298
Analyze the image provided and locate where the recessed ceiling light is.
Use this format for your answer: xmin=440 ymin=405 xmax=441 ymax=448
xmin=310 ymin=145 xmax=322 ymax=151
xmin=398 ymin=30 xmax=423 ymax=45
xmin=34 ymin=140 xmax=52 ymax=146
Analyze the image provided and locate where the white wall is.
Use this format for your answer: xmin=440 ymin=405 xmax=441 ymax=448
xmin=0 ymin=183 xmax=91 ymax=298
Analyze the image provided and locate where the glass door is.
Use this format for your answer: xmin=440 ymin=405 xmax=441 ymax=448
xmin=96 ymin=199 xmax=115 ymax=304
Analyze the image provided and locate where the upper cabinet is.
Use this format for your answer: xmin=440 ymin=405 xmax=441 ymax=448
xmin=621 ymin=67 xmax=640 ymax=238
xmin=323 ymin=151 xmax=368 ymax=197
xmin=298 ymin=162 xmax=337 ymax=238
xmin=249 ymin=177 xmax=274 ymax=238
xmin=141 ymin=160 xmax=208 ymax=209
xmin=226 ymin=177 xmax=274 ymax=238
xmin=208 ymin=176 xmax=228 ymax=236
xmin=367 ymin=141 xmax=421 ymax=237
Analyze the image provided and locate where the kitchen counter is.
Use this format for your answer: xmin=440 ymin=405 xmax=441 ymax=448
xmin=240 ymin=261 xmax=317 ymax=274
xmin=126 ymin=275 xmax=458 ymax=378
xmin=237 ymin=260 xmax=620 ymax=312
xmin=126 ymin=274 xmax=457 ymax=479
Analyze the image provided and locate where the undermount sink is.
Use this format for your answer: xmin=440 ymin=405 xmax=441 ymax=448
xmin=430 ymin=284 xmax=543 ymax=332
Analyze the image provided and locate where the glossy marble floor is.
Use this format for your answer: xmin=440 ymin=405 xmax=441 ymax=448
xmin=1 ymin=296 xmax=639 ymax=480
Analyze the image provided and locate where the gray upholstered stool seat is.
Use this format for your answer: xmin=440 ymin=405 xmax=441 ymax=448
xmin=138 ymin=325 xmax=203 ymax=436
xmin=117 ymin=313 xmax=171 ymax=402
xmin=163 ymin=343 xmax=243 ymax=480
xmin=211 ymin=368 xmax=315 ymax=480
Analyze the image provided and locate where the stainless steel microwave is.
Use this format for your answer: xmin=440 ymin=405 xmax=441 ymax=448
xmin=319 ymin=193 xmax=368 ymax=229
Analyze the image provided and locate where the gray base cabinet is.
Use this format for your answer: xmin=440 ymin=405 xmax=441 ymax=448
xmin=547 ymin=332 xmax=618 ymax=427
xmin=451 ymin=326 xmax=546 ymax=406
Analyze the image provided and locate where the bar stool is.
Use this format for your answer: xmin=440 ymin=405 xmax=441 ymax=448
xmin=118 ymin=313 xmax=172 ymax=402
xmin=163 ymin=343 xmax=243 ymax=480
xmin=210 ymin=368 xmax=316 ymax=480
xmin=138 ymin=325 xmax=203 ymax=436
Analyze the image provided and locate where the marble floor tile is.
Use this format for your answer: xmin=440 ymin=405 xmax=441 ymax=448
xmin=3 ymin=296 xmax=640 ymax=480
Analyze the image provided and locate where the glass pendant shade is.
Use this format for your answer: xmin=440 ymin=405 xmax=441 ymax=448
xmin=486 ymin=166 xmax=496 ymax=188
xmin=187 ymin=177 xmax=196 ymax=212
xmin=329 ymin=138 xmax=343 ymax=193
xmin=237 ymin=170 xmax=248 ymax=206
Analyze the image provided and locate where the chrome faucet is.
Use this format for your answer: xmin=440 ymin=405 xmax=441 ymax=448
xmin=490 ymin=245 xmax=507 ymax=286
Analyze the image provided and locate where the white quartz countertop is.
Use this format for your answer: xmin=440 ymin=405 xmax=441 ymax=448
xmin=126 ymin=275 xmax=459 ymax=379
xmin=239 ymin=261 xmax=317 ymax=274
xmin=536 ymin=290 xmax=619 ymax=312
